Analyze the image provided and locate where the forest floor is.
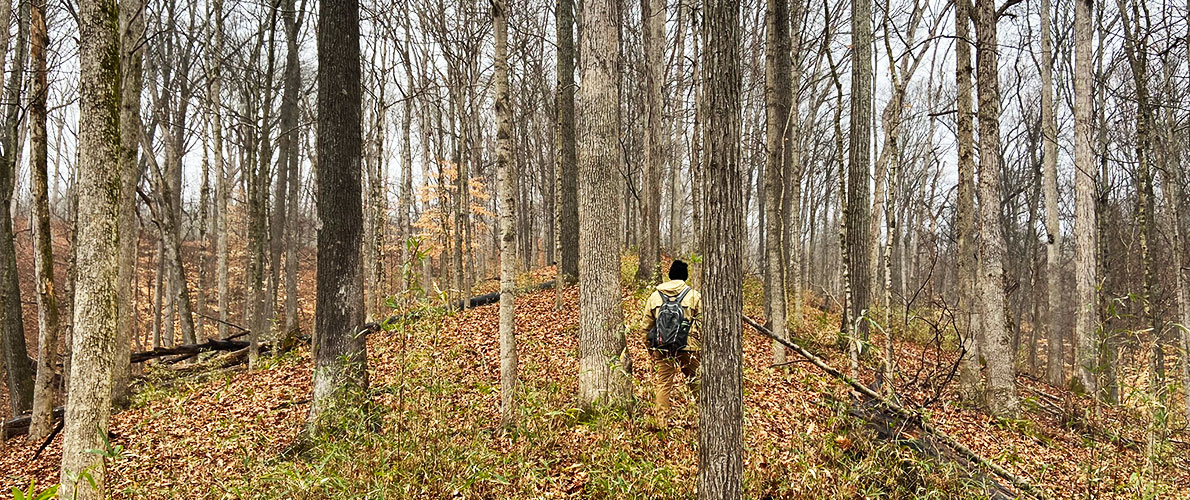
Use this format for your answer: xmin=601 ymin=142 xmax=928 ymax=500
xmin=2 ymin=259 xmax=1189 ymax=499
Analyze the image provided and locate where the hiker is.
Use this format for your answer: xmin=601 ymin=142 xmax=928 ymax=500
xmin=642 ymin=259 xmax=701 ymax=427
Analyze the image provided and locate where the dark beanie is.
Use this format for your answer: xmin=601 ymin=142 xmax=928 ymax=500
xmin=669 ymin=260 xmax=689 ymax=281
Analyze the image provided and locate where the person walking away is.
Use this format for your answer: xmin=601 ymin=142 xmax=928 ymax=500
xmin=642 ymin=260 xmax=701 ymax=427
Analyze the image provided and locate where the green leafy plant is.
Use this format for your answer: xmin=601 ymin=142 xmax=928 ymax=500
xmin=11 ymin=480 xmax=58 ymax=500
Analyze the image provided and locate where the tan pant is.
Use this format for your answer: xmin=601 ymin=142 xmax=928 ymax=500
xmin=652 ymin=350 xmax=699 ymax=424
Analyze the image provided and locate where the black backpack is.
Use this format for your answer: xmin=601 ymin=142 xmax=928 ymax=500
xmin=647 ymin=287 xmax=692 ymax=352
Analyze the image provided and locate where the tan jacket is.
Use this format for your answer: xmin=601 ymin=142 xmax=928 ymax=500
xmin=642 ymin=280 xmax=702 ymax=351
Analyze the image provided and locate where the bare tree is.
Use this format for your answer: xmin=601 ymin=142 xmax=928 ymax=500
xmin=310 ymin=0 xmax=370 ymax=426
xmin=577 ymin=0 xmax=631 ymax=409
xmin=0 ymin=0 xmax=34 ymax=416
xmin=763 ymin=0 xmax=790 ymax=364
xmin=113 ymin=0 xmax=146 ymax=404
xmin=698 ymin=0 xmax=743 ymax=497
xmin=973 ymin=0 xmax=1018 ymax=417
xmin=1073 ymin=0 xmax=1097 ymax=395
xmin=1039 ymin=0 xmax=1063 ymax=387
xmin=28 ymin=0 xmax=61 ymax=440
xmin=555 ymin=0 xmax=579 ymax=291
xmin=637 ymin=0 xmax=663 ymax=282
xmin=495 ymin=0 xmax=517 ymax=427
xmin=59 ymin=0 xmax=123 ymax=495
xmin=955 ymin=0 xmax=981 ymax=401
xmin=847 ymin=0 xmax=873 ymax=344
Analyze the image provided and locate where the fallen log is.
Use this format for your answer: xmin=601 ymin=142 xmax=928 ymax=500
xmin=451 ymin=280 xmax=556 ymax=310
xmin=360 ymin=280 xmax=561 ymax=336
xmin=130 ymin=338 xmax=249 ymax=363
xmin=2 ymin=406 xmax=64 ymax=439
xmin=742 ymin=315 xmax=1050 ymax=500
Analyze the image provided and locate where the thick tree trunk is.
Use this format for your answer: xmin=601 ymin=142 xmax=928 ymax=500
xmin=59 ymin=0 xmax=122 ymax=495
xmin=764 ymin=0 xmax=790 ymax=365
xmin=1073 ymin=0 xmax=1097 ymax=396
xmin=309 ymin=0 xmax=369 ymax=427
xmin=1039 ymin=0 xmax=1064 ymax=387
xmin=954 ymin=0 xmax=982 ymax=401
xmin=576 ymin=0 xmax=630 ymax=408
xmin=974 ymin=0 xmax=1017 ymax=417
xmin=698 ymin=1 xmax=743 ymax=498
xmin=0 ymin=0 xmax=34 ymax=416
xmin=495 ymin=0 xmax=517 ymax=428
xmin=28 ymin=0 xmax=60 ymax=440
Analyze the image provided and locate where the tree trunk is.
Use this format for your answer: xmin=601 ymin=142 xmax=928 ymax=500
xmin=153 ymin=240 xmax=164 ymax=348
xmin=577 ymin=0 xmax=630 ymax=409
xmin=764 ymin=0 xmax=790 ymax=365
xmin=636 ymin=0 xmax=663 ymax=283
xmin=1115 ymin=0 xmax=1162 ymax=457
xmin=0 ymin=0 xmax=34 ymax=416
xmin=211 ymin=0 xmax=229 ymax=340
xmin=974 ymin=0 xmax=1017 ymax=418
xmin=59 ymin=0 xmax=122 ymax=495
xmin=309 ymin=0 xmax=369 ymax=428
xmin=698 ymin=1 xmax=743 ymax=498
xmin=113 ymin=0 xmax=145 ymax=404
xmin=955 ymin=0 xmax=981 ymax=401
xmin=555 ymin=0 xmax=579 ymax=285
xmin=248 ymin=5 xmax=278 ymax=365
xmin=1072 ymin=0 xmax=1097 ymax=396
xmin=495 ymin=0 xmax=517 ymax=427
xmin=847 ymin=0 xmax=873 ymax=344
xmin=28 ymin=0 xmax=60 ymax=440
xmin=274 ymin=0 xmax=300 ymax=338
xmin=1039 ymin=0 xmax=1063 ymax=388
xmin=785 ymin=0 xmax=805 ymax=337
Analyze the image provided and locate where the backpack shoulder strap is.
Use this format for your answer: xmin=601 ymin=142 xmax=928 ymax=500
xmin=675 ymin=286 xmax=692 ymax=303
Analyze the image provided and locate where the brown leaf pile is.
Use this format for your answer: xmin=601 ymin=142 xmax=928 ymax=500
xmin=1 ymin=264 xmax=1188 ymax=498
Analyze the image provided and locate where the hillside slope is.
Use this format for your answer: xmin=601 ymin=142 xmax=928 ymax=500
xmin=1 ymin=266 xmax=1186 ymax=498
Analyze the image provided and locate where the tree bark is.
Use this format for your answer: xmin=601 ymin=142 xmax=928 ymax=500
xmin=1039 ymin=0 xmax=1063 ymax=387
xmin=283 ymin=0 xmax=304 ymax=334
xmin=210 ymin=0 xmax=229 ymax=340
xmin=309 ymin=0 xmax=369 ymax=427
xmin=0 ymin=0 xmax=34 ymax=416
xmin=1072 ymin=0 xmax=1097 ymax=396
xmin=577 ymin=0 xmax=630 ymax=409
xmin=954 ymin=0 xmax=981 ymax=401
xmin=275 ymin=0 xmax=301 ymax=337
xmin=974 ymin=0 xmax=1017 ymax=417
xmin=495 ymin=0 xmax=517 ymax=428
xmin=698 ymin=1 xmax=743 ymax=498
xmin=785 ymin=0 xmax=805 ymax=338
xmin=764 ymin=0 xmax=790 ymax=365
xmin=636 ymin=0 xmax=663 ymax=283
xmin=59 ymin=0 xmax=122 ymax=495
xmin=28 ymin=0 xmax=60 ymax=440
xmin=555 ymin=0 xmax=579 ymax=285
xmin=847 ymin=0 xmax=873 ymax=343
xmin=1115 ymin=0 xmax=1163 ymax=455
xmin=112 ymin=0 xmax=145 ymax=405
